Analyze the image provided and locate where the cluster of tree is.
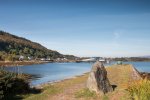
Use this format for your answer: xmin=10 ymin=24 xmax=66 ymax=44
xmin=0 ymin=31 xmax=65 ymax=61
xmin=64 ymin=55 xmax=78 ymax=60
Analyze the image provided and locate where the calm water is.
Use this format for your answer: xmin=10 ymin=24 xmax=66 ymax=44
xmin=5 ymin=62 xmax=150 ymax=86
xmin=124 ymin=62 xmax=150 ymax=72
xmin=5 ymin=62 xmax=93 ymax=86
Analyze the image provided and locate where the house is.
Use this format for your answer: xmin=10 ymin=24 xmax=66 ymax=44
xmin=19 ymin=55 xmax=24 ymax=61
xmin=40 ymin=58 xmax=46 ymax=61
xmin=28 ymin=56 xmax=33 ymax=60
xmin=99 ymin=59 xmax=105 ymax=62
xmin=81 ymin=58 xmax=96 ymax=62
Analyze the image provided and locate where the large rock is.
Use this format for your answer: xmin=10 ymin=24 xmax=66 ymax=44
xmin=87 ymin=61 xmax=113 ymax=95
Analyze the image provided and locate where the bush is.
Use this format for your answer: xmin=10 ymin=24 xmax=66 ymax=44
xmin=127 ymin=79 xmax=150 ymax=100
xmin=0 ymin=68 xmax=30 ymax=99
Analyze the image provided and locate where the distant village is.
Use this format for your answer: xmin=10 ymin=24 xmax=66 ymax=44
xmin=18 ymin=55 xmax=150 ymax=64
xmin=18 ymin=55 xmax=111 ymax=63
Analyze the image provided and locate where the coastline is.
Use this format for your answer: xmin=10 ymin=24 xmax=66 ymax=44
xmin=21 ymin=64 xmax=150 ymax=100
xmin=32 ymin=64 xmax=150 ymax=89
xmin=0 ymin=61 xmax=51 ymax=67
xmin=33 ymin=65 xmax=149 ymax=87
xmin=0 ymin=60 xmax=78 ymax=67
xmin=32 ymin=72 xmax=89 ymax=88
xmin=1 ymin=60 xmax=149 ymax=67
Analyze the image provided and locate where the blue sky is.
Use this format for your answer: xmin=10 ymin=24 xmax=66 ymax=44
xmin=0 ymin=0 xmax=150 ymax=57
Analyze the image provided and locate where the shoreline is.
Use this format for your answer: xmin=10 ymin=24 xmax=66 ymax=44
xmin=0 ymin=60 xmax=78 ymax=67
xmin=0 ymin=61 xmax=52 ymax=67
xmin=32 ymin=72 xmax=89 ymax=88
xmin=1 ymin=60 xmax=150 ymax=67
xmin=140 ymin=72 xmax=150 ymax=79
xmin=2 ymin=62 xmax=150 ymax=90
xmin=19 ymin=64 xmax=150 ymax=100
xmin=23 ymin=64 xmax=144 ymax=100
xmin=32 ymin=65 xmax=150 ymax=89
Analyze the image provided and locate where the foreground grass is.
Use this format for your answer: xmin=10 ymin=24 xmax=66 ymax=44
xmin=22 ymin=85 xmax=62 ymax=100
xmin=128 ymin=79 xmax=150 ymax=100
xmin=0 ymin=68 xmax=31 ymax=100
xmin=75 ymin=88 xmax=97 ymax=99
xmin=75 ymin=88 xmax=110 ymax=100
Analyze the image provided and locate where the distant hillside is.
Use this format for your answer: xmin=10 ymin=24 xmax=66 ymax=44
xmin=139 ymin=56 xmax=150 ymax=58
xmin=113 ymin=57 xmax=150 ymax=62
xmin=0 ymin=30 xmax=64 ymax=61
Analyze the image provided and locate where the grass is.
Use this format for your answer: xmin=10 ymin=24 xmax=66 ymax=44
xmin=127 ymin=79 xmax=150 ymax=100
xmin=23 ymin=74 xmax=89 ymax=100
xmin=102 ymin=95 xmax=109 ymax=100
xmin=106 ymin=64 xmax=133 ymax=89
xmin=75 ymin=88 xmax=97 ymax=99
xmin=73 ymin=64 xmax=134 ymax=100
xmin=75 ymin=88 xmax=111 ymax=100
xmin=22 ymin=85 xmax=62 ymax=100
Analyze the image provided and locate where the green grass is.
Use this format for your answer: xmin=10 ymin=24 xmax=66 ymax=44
xmin=23 ymin=85 xmax=62 ymax=100
xmin=128 ymin=79 xmax=150 ymax=100
xmin=75 ymin=88 xmax=110 ymax=100
xmin=102 ymin=95 xmax=109 ymax=100
xmin=23 ymin=74 xmax=89 ymax=100
xmin=75 ymin=88 xmax=97 ymax=99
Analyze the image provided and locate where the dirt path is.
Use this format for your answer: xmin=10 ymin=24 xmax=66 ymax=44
xmin=48 ymin=83 xmax=86 ymax=100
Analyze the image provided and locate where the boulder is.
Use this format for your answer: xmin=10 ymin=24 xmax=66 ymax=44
xmin=87 ymin=61 xmax=113 ymax=95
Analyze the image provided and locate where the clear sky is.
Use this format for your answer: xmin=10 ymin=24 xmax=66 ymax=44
xmin=0 ymin=0 xmax=150 ymax=57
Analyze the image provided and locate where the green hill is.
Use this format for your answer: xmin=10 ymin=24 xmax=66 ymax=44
xmin=0 ymin=30 xmax=65 ymax=61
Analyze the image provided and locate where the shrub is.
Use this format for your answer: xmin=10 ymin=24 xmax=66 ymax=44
xmin=0 ymin=68 xmax=30 ymax=99
xmin=127 ymin=79 xmax=150 ymax=100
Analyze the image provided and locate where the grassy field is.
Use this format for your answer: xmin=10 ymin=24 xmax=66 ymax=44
xmin=22 ymin=64 xmax=144 ymax=100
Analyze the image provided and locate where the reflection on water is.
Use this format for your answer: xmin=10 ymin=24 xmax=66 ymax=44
xmin=5 ymin=62 xmax=93 ymax=86
xmin=4 ymin=62 xmax=150 ymax=86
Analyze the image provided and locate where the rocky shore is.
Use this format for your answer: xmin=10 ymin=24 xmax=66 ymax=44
xmin=140 ymin=72 xmax=150 ymax=79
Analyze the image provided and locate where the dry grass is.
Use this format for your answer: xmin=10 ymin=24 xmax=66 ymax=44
xmin=127 ymin=79 xmax=150 ymax=100
xmin=106 ymin=64 xmax=133 ymax=89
